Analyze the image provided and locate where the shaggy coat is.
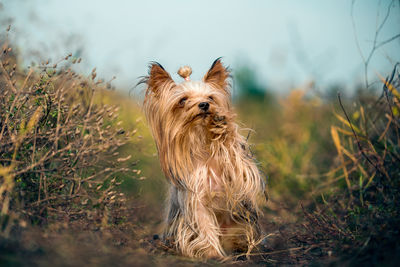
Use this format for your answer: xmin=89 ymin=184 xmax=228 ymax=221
xmin=142 ymin=59 xmax=266 ymax=259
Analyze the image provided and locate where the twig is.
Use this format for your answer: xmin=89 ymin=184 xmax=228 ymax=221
xmin=376 ymin=34 xmax=400 ymax=50
xmin=0 ymin=59 xmax=17 ymax=93
xmin=229 ymin=246 xmax=304 ymax=259
xmin=337 ymin=93 xmax=382 ymax=175
xmin=351 ymin=0 xmax=398 ymax=88
xmin=382 ymin=63 xmax=400 ymax=143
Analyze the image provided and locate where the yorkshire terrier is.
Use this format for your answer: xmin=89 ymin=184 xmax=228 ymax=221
xmin=142 ymin=58 xmax=266 ymax=259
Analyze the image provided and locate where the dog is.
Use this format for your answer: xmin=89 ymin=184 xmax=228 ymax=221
xmin=142 ymin=58 xmax=266 ymax=259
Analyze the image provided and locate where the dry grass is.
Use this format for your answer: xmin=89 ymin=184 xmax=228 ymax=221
xmin=297 ymin=65 xmax=400 ymax=264
xmin=0 ymin=40 xmax=137 ymax=237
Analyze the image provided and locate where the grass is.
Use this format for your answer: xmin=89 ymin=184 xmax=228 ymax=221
xmin=1 ymin=34 xmax=399 ymax=266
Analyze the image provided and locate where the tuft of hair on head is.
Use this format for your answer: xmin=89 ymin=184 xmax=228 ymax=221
xmin=177 ymin=66 xmax=192 ymax=81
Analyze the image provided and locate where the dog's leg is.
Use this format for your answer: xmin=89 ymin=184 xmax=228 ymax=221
xmin=186 ymin=200 xmax=225 ymax=259
xmin=164 ymin=187 xmax=225 ymax=259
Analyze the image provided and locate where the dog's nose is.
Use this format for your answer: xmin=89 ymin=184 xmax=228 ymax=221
xmin=198 ymin=102 xmax=210 ymax=111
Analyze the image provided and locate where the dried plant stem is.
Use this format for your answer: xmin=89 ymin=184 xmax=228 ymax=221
xmin=337 ymin=93 xmax=382 ymax=176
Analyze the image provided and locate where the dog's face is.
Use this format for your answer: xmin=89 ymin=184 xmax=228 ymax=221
xmin=143 ymin=59 xmax=232 ymax=135
xmin=168 ymin=81 xmax=229 ymax=127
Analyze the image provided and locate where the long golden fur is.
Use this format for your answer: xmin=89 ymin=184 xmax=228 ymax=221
xmin=142 ymin=58 xmax=266 ymax=259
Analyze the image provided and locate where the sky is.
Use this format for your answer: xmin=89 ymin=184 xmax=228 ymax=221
xmin=2 ymin=0 xmax=400 ymax=93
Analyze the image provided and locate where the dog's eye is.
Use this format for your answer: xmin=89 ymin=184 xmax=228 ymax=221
xmin=179 ymin=97 xmax=188 ymax=107
xmin=208 ymin=96 xmax=214 ymax=101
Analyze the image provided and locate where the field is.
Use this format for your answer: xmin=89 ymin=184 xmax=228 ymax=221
xmin=1 ymin=36 xmax=400 ymax=266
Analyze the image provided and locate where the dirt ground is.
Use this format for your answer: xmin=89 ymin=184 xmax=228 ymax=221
xmin=0 ymin=196 xmax=340 ymax=267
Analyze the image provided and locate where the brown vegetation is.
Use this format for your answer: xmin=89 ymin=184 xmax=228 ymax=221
xmin=0 ymin=40 xmax=135 ymax=237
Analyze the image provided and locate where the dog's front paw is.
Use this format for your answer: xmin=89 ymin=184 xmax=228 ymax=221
xmin=208 ymin=113 xmax=231 ymax=138
xmin=213 ymin=114 xmax=227 ymax=124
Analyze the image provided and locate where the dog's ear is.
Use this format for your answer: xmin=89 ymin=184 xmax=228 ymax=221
xmin=203 ymin=57 xmax=230 ymax=92
xmin=147 ymin=62 xmax=175 ymax=95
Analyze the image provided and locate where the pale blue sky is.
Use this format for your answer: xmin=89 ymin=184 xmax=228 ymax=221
xmin=2 ymin=0 xmax=400 ymax=92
